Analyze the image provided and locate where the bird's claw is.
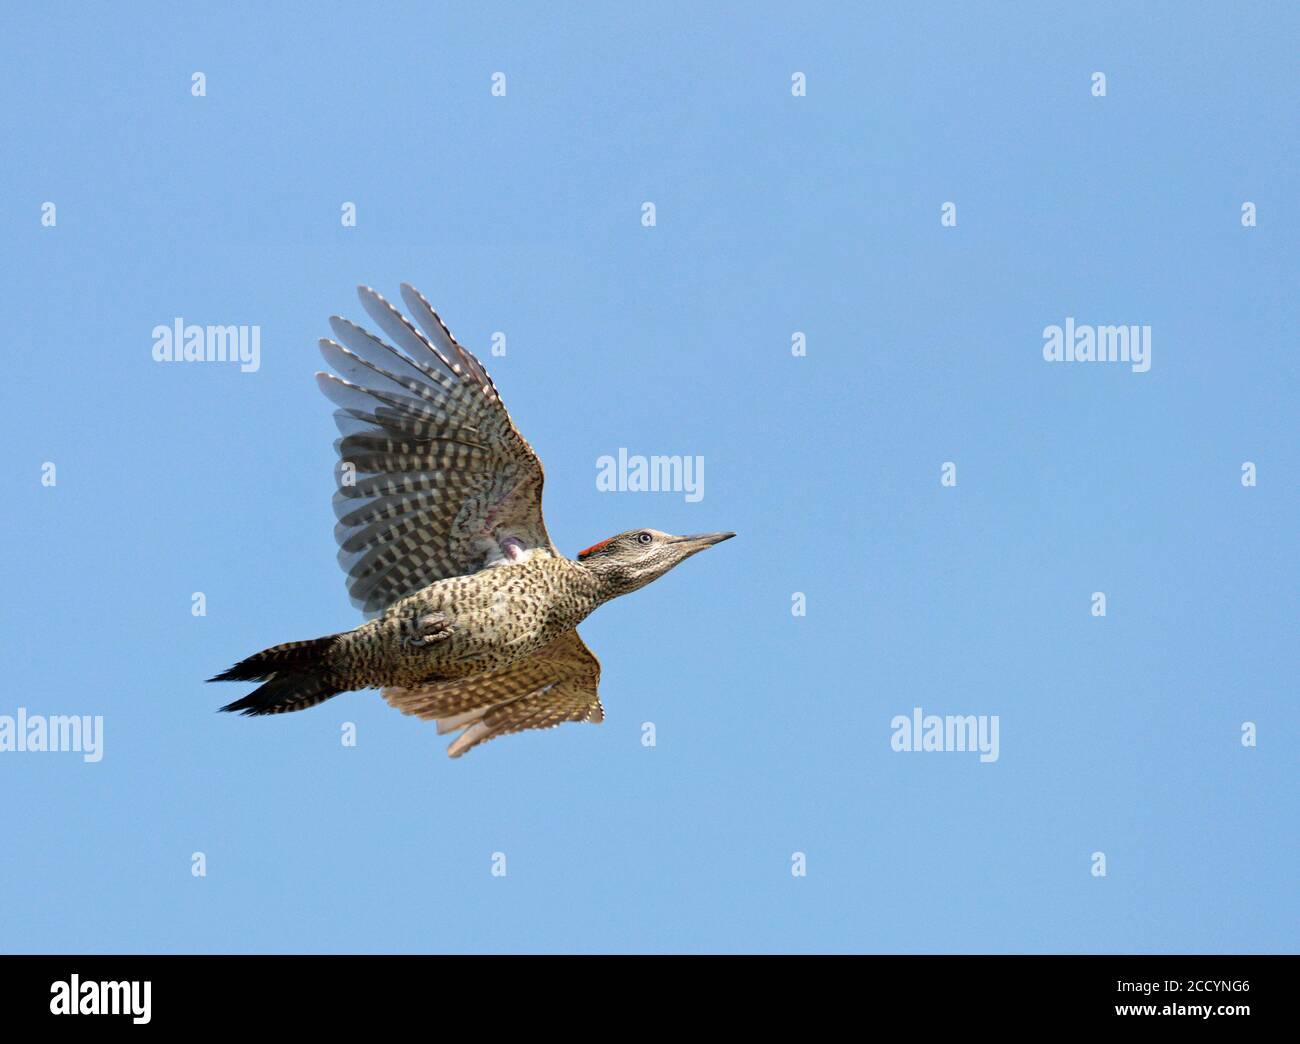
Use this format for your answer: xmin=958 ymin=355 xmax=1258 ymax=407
xmin=403 ymin=613 xmax=453 ymax=648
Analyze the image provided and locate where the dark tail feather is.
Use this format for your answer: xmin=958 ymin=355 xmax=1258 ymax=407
xmin=209 ymin=635 xmax=344 ymax=716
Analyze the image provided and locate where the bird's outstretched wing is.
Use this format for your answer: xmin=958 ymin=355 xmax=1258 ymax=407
xmin=381 ymin=629 xmax=604 ymax=757
xmin=317 ymin=284 xmax=555 ymax=616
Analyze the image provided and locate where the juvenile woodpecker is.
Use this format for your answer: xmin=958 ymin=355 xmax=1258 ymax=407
xmin=210 ymin=284 xmax=734 ymax=757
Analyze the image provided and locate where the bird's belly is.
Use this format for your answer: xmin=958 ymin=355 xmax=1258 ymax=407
xmin=361 ymin=560 xmax=596 ymax=687
xmin=443 ymin=606 xmax=556 ymax=670
xmin=385 ymin=593 xmax=578 ymax=684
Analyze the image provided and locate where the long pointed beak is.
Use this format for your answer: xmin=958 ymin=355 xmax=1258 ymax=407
xmin=672 ymin=531 xmax=736 ymax=552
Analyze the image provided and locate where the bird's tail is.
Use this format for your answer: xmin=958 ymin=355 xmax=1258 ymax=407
xmin=209 ymin=635 xmax=344 ymax=716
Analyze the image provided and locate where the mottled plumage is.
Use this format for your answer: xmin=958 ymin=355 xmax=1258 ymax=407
xmin=211 ymin=284 xmax=733 ymax=757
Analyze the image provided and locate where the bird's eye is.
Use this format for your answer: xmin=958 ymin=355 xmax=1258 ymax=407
xmin=636 ymin=532 xmax=653 ymax=545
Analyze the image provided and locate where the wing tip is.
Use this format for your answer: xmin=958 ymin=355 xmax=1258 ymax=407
xmin=446 ymin=722 xmax=491 ymax=758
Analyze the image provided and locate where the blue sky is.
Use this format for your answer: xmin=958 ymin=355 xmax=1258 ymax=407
xmin=1 ymin=3 xmax=1295 ymax=953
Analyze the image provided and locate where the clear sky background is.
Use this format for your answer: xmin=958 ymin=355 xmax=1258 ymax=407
xmin=1 ymin=3 xmax=1295 ymax=954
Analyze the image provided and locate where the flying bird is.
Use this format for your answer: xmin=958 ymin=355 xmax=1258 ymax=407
xmin=210 ymin=284 xmax=734 ymax=757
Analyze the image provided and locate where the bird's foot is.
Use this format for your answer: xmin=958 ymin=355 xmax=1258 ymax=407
xmin=403 ymin=613 xmax=453 ymax=648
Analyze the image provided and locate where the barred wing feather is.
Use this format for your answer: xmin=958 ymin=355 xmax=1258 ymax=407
xmin=381 ymin=629 xmax=605 ymax=757
xmin=316 ymin=285 xmax=554 ymax=615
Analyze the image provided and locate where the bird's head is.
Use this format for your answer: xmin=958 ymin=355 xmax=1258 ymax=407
xmin=576 ymin=528 xmax=735 ymax=598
